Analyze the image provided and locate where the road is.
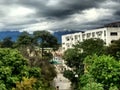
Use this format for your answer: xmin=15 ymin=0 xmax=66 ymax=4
xmin=53 ymin=73 xmax=71 ymax=90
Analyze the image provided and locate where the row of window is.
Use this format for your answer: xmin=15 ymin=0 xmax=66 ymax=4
xmin=110 ymin=32 xmax=118 ymax=36
xmin=65 ymin=31 xmax=105 ymax=41
xmin=65 ymin=31 xmax=118 ymax=41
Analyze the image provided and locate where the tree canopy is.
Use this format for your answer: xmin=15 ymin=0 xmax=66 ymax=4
xmin=15 ymin=31 xmax=33 ymax=47
xmin=106 ymin=39 xmax=120 ymax=60
xmin=83 ymin=55 xmax=120 ymax=90
xmin=0 ymin=48 xmax=42 ymax=90
xmin=33 ymin=31 xmax=58 ymax=49
xmin=78 ymin=38 xmax=105 ymax=56
xmin=0 ymin=37 xmax=14 ymax=48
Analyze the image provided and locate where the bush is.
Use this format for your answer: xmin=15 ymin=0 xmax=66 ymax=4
xmin=81 ymin=82 xmax=104 ymax=90
xmin=0 ymin=48 xmax=42 ymax=89
xmin=86 ymin=55 xmax=120 ymax=89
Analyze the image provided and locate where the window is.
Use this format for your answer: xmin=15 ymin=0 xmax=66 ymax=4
xmin=110 ymin=32 xmax=118 ymax=36
xmin=62 ymin=43 xmax=65 ymax=45
xmin=75 ymin=35 xmax=77 ymax=39
xmin=66 ymin=37 xmax=70 ymax=41
xmin=96 ymin=31 xmax=102 ymax=36
xmin=111 ymin=40 xmax=116 ymax=43
xmin=87 ymin=33 xmax=91 ymax=38
xmin=82 ymin=34 xmax=85 ymax=38
xmin=62 ymin=47 xmax=65 ymax=50
xmin=67 ymin=38 xmax=69 ymax=41
xmin=66 ymin=43 xmax=70 ymax=47
xmin=92 ymin=32 xmax=95 ymax=37
xmin=104 ymin=31 xmax=106 ymax=36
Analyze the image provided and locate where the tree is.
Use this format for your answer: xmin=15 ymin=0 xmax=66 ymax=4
xmin=63 ymin=48 xmax=84 ymax=89
xmin=15 ymin=31 xmax=57 ymax=89
xmin=0 ymin=48 xmax=43 ymax=89
xmin=15 ymin=31 xmax=36 ymax=58
xmin=76 ymin=38 xmax=105 ymax=56
xmin=63 ymin=48 xmax=84 ymax=70
xmin=12 ymin=77 xmax=37 ymax=90
xmin=16 ymin=31 xmax=33 ymax=47
xmin=63 ymin=38 xmax=105 ymax=89
xmin=86 ymin=55 xmax=120 ymax=90
xmin=106 ymin=39 xmax=120 ymax=60
xmin=81 ymin=82 xmax=104 ymax=90
xmin=1 ymin=37 xmax=14 ymax=48
xmin=33 ymin=31 xmax=59 ymax=56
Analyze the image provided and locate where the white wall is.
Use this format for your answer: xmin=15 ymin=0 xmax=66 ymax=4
xmin=62 ymin=27 xmax=120 ymax=52
xmin=106 ymin=27 xmax=120 ymax=46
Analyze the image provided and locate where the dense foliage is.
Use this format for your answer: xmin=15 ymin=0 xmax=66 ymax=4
xmin=0 ymin=31 xmax=59 ymax=90
xmin=87 ymin=55 xmax=120 ymax=89
xmin=63 ymin=38 xmax=120 ymax=90
xmin=0 ymin=48 xmax=43 ymax=90
xmin=33 ymin=31 xmax=59 ymax=51
xmin=0 ymin=37 xmax=14 ymax=48
xmin=106 ymin=39 xmax=120 ymax=60
xmin=63 ymin=48 xmax=84 ymax=89
xmin=63 ymin=48 xmax=84 ymax=69
xmin=77 ymin=38 xmax=105 ymax=56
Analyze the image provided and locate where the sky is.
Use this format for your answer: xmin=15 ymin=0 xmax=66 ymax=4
xmin=0 ymin=0 xmax=120 ymax=32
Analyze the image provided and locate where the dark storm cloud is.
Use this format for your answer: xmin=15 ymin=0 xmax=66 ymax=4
xmin=1 ymin=0 xmax=120 ymax=18
xmin=38 ymin=0 xmax=96 ymax=18
xmin=16 ymin=0 xmax=108 ymax=18
xmin=0 ymin=0 xmax=120 ymax=31
xmin=115 ymin=10 xmax=120 ymax=17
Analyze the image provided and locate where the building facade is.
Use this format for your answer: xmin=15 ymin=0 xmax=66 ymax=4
xmin=62 ymin=22 xmax=120 ymax=52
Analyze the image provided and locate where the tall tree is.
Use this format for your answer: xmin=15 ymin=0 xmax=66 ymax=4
xmin=63 ymin=48 xmax=84 ymax=89
xmin=88 ymin=55 xmax=120 ymax=90
xmin=15 ymin=31 xmax=33 ymax=47
xmin=15 ymin=31 xmax=57 ymax=88
xmin=79 ymin=38 xmax=105 ymax=56
xmin=63 ymin=38 xmax=105 ymax=89
xmin=0 ymin=48 xmax=42 ymax=90
xmin=33 ymin=31 xmax=59 ymax=56
xmin=106 ymin=39 xmax=120 ymax=60
xmin=63 ymin=48 xmax=84 ymax=70
xmin=15 ymin=31 xmax=34 ymax=57
xmin=1 ymin=37 xmax=14 ymax=48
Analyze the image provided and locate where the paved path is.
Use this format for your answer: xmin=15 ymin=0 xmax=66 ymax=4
xmin=53 ymin=73 xmax=71 ymax=90
xmin=52 ymin=56 xmax=72 ymax=90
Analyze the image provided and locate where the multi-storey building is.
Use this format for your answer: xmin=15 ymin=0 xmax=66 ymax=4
xmin=62 ymin=22 xmax=120 ymax=52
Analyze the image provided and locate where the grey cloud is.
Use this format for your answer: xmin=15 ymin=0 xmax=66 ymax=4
xmin=12 ymin=0 xmax=107 ymax=18
xmin=1 ymin=0 xmax=119 ymax=19
xmin=38 ymin=0 xmax=107 ymax=18
xmin=0 ymin=0 xmax=120 ymax=31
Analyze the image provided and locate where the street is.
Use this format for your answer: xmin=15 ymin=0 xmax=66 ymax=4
xmin=53 ymin=73 xmax=71 ymax=90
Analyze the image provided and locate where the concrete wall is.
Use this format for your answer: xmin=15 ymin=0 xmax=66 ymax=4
xmin=62 ymin=27 xmax=120 ymax=52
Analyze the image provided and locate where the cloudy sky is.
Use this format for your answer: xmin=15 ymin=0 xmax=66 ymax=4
xmin=0 ymin=0 xmax=120 ymax=32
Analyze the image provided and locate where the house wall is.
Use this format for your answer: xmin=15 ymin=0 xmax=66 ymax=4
xmin=62 ymin=27 xmax=120 ymax=52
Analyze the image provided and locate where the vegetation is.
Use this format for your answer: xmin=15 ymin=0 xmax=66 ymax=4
xmin=63 ymin=47 xmax=84 ymax=89
xmin=1 ymin=31 xmax=120 ymax=90
xmin=0 ymin=48 xmax=43 ymax=90
xmin=83 ymin=55 xmax=120 ymax=90
xmin=0 ymin=30 xmax=59 ymax=90
xmin=0 ymin=37 xmax=14 ymax=48
xmin=106 ymin=39 xmax=120 ymax=60
xmin=33 ymin=31 xmax=59 ymax=56
xmin=63 ymin=38 xmax=120 ymax=90
xmin=12 ymin=77 xmax=37 ymax=90
xmin=76 ymin=38 xmax=105 ymax=56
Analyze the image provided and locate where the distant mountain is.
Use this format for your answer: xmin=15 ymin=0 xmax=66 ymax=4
xmin=0 ymin=30 xmax=81 ymax=43
xmin=0 ymin=31 xmax=21 ymax=41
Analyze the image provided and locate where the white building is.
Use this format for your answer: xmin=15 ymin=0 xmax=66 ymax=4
xmin=62 ymin=22 xmax=120 ymax=52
